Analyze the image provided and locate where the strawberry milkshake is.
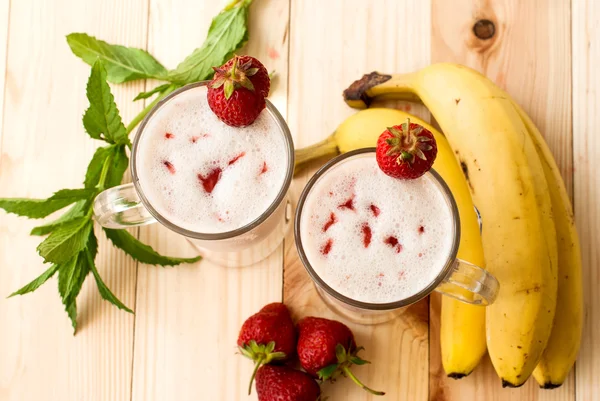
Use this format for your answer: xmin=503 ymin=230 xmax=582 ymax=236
xmin=297 ymin=150 xmax=455 ymax=305
xmin=135 ymin=84 xmax=288 ymax=234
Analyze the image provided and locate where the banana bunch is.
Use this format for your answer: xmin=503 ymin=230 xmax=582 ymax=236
xmin=295 ymin=63 xmax=582 ymax=388
xmin=296 ymin=108 xmax=488 ymax=378
xmin=337 ymin=64 xmax=581 ymax=388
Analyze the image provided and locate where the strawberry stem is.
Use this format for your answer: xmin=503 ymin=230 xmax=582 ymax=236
xmin=342 ymin=366 xmax=385 ymax=396
xmin=248 ymin=355 xmax=264 ymax=395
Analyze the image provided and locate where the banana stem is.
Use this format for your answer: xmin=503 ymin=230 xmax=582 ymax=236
xmin=294 ymin=133 xmax=340 ymax=175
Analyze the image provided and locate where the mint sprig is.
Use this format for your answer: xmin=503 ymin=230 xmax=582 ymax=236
xmin=0 ymin=0 xmax=253 ymax=333
xmin=66 ymin=33 xmax=168 ymax=84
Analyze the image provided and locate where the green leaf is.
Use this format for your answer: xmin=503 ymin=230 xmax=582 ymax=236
xmin=0 ymin=188 xmax=94 ymax=219
xmin=57 ymin=231 xmax=98 ymax=333
xmin=167 ymin=0 xmax=252 ymax=84
xmin=30 ymin=200 xmax=88 ymax=236
xmin=88 ymin=250 xmax=133 ymax=314
xmin=8 ymin=264 xmax=60 ymax=297
xmin=84 ymin=146 xmax=112 ymax=188
xmin=37 ymin=218 xmax=93 ymax=264
xmin=335 ymin=344 xmax=347 ymax=363
xmin=105 ymin=145 xmax=129 ymax=188
xmin=84 ymin=145 xmax=129 ymax=189
xmin=83 ymin=60 xmax=129 ymax=145
xmin=57 ymin=254 xmax=84 ymax=307
xmin=65 ymin=300 xmax=78 ymax=333
xmin=57 ymin=252 xmax=90 ymax=333
xmin=349 ymin=356 xmax=370 ymax=365
xmin=133 ymin=83 xmax=171 ymax=101
xmin=66 ymin=33 xmax=168 ymax=84
xmin=104 ymin=228 xmax=201 ymax=266
xmin=317 ymin=364 xmax=339 ymax=381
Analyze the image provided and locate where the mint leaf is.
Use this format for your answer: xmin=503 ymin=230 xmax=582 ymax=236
xmin=133 ymin=83 xmax=172 ymax=101
xmin=66 ymin=33 xmax=168 ymax=84
xmin=86 ymin=230 xmax=131 ymax=312
xmin=30 ymin=200 xmax=88 ymax=236
xmin=83 ymin=60 xmax=129 ymax=145
xmin=167 ymin=0 xmax=252 ymax=84
xmin=58 ymin=253 xmax=89 ymax=333
xmin=84 ymin=146 xmax=113 ymax=188
xmin=57 ymin=254 xmax=84 ymax=307
xmin=89 ymin=256 xmax=133 ymax=314
xmin=8 ymin=264 xmax=60 ymax=297
xmin=105 ymin=145 xmax=129 ymax=188
xmin=57 ymin=231 xmax=97 ymax=332
xmin=37 ymin=217 xmax=93 ymax=264
xmin=0 ymin=188 xmax=94 ymax=219
xmin=84 ymin=145 xmax=128 ymax=189
xmin=104 ymin=228 xmax=201 ymax=266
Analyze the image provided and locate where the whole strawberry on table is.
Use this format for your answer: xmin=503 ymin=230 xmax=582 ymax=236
xmin=237 ymin=302 xmax=385 ymax=400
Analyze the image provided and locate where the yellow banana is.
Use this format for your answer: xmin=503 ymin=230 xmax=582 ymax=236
xmin=295 ymin=107 xmax=487 ymax=377
xmin=507 ymin=101 xmax=583 ymax=389
xmin=342 ymin=64 xmax=558 ymax=387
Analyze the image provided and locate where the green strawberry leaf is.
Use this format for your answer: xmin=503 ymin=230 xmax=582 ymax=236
xmin=167 ymin=0 xmax=252 ymax=84
xmin=8 ymin=264 xmax=60 ymax=297
xmin=133 ymin=83 xmax=172 ymax=101
xmin=0 ymin=188 xmax=94 ymax=219
xmin=317 ymin=364 xmax=339 ymax=381
xmin=104 ymin=228 xmax=201 ymax=266
xmin=37 ymin=218 xmax=93 ymax=264
xmin=66 ymin=33 xmax=168 ymax=84
xmin=349 ymin=356 xmax=370 ymax=365
xmin=83 ymin=60 xmax=129 ymax=145
xmin=335 ymin=343 xmax=348 ymax=363
xmin=30 ymin=200 xmax=88 ymax=236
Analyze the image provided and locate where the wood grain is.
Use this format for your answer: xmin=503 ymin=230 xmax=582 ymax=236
xmin=573 ymin=0 xmax=600 ymax=399
xmin=285 ymin=0 xmax=431 ymax=399
xmin=130 ymin=1 xmax=290 ymax=400
xmin=430 ymin=0 xmax=574 ymax=400
xmin=0 ymin=0 xmax=145 ymax=400
xmin=0 ymin=0 xmax=8 ymax=140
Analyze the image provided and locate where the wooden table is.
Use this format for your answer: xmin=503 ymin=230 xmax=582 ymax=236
xmin=0 ymin=0 xmax=598 ymax=400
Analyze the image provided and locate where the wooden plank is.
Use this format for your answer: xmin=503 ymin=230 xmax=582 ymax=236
xmin=131 ymin=0 xmax=290 ymax=400
xmin=430 ymin=0 xmax=574 ymax=400
xmin=573 ymin=1 xmax=600 ymax=400
xmin=285 ymin=0 xmax=431 ymax=399
xmin=0 ymin=0 xmax=9 ymax=138
xmin=0 ymin=0 xmax=146 ymax=400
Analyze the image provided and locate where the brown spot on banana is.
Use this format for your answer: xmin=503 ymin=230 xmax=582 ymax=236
xmin=459 ymin=160 xmax=474 ymax=193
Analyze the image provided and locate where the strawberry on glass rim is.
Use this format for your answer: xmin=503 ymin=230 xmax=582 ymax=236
xmin=376 ymin=118 xmax=438 ymax=179
xmin=207 ymin=55 xmax=270 ymax=127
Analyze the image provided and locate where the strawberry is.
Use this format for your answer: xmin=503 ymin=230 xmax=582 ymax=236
xmin=207 ymin=55 xmax=270 ymax=127
xmin=238 ymin=303 xmax=297 ymax=394
xmin=375 ymin=118 xmax=438 ymax=179
xmin=297 ymin=317 xmax=385 ymax=396
xmin=255 ymin=365 xmax=321 ymax=401
xmin=221 ymin=55 xmax=270 ymax=98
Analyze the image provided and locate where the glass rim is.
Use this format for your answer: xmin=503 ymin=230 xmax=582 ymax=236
xmin=294 ymin=148 xmax=462 ymax=311
xmin=130 ymin=81 xmax=295 ymax=240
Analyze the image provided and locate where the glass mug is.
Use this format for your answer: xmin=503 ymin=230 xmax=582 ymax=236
xmin=294 ymin=148 xmax=499 ymax=324
xmin=93 ymin=82 xmax=294 ymax=266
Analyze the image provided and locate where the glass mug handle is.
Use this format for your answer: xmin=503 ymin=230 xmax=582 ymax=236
xmin=93 ymin=183 xmax=156 ymax=229
xmin=435 ymin=259 xmax=499 ymax=305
